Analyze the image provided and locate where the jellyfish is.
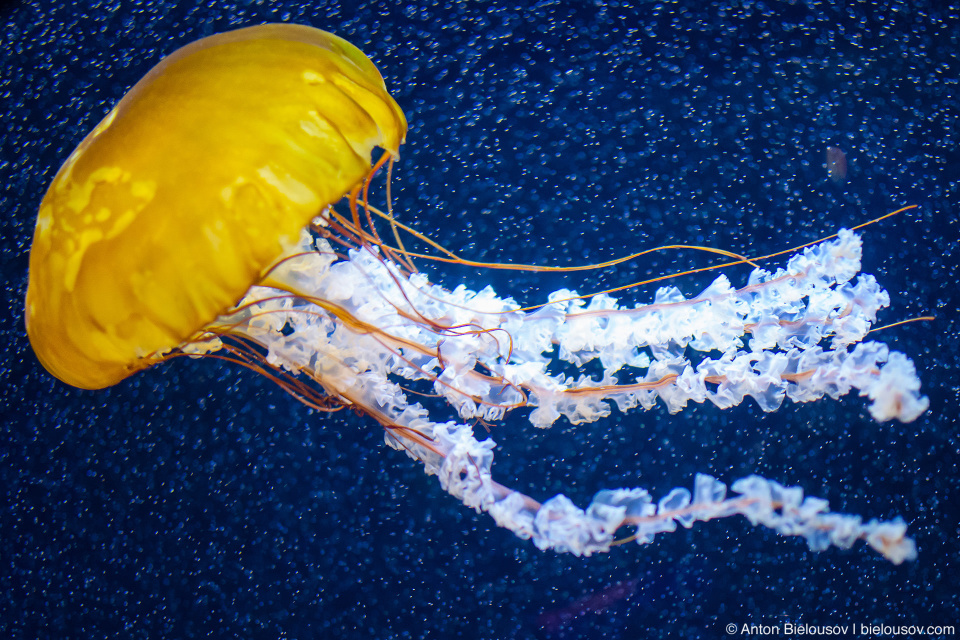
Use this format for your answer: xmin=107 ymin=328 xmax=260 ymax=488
xmin=26 ymin=24 xmax=928 ymax=564
xmin=827 ymin=146 xmax=848 ymax=183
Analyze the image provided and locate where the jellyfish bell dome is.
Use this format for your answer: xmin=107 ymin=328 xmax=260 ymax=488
xmin=25 ymin=23 xmax=407 ymax=390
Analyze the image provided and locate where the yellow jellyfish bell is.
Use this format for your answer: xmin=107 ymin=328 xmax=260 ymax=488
xmin=25 ymin=24 xmax=407 ymax=390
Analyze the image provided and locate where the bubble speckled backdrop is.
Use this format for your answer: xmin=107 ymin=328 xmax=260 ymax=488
xmin=2 ymin=1 xmax=958 ymax=638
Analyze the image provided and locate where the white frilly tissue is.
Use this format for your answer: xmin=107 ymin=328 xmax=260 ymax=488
xmin=207 ymin=227 xmax=925 ymax=564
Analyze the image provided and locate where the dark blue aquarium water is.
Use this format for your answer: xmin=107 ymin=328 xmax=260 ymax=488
xmin=2 ymin=1 xmax=958 ymax=638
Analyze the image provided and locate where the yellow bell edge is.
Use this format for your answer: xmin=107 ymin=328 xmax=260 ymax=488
xmin=25 ymin=23 xmax=407 ymax=390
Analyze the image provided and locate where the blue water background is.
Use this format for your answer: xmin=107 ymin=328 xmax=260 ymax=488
xmin=1 ymin=1 xmax=957 ymax=638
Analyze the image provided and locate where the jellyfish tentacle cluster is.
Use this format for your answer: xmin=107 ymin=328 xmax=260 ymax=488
xmin=203 ymin=218 xmax=924 ymax=563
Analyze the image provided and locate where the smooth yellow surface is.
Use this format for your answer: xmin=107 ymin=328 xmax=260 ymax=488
xmin=25 ymin=24 xmax=407 ymax=389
